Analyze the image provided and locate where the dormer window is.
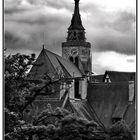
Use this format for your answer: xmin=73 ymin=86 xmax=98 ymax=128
xmin=74 ymin=79 xmax=81 ymax=99
xmin=69 ymin=56 xmax=74 ymax=63
xmin=105 ymin=74 xmax=111 ymax=83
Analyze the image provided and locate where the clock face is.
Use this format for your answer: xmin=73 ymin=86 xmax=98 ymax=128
xmin=71 ymin=48 xmax=78 ymax=56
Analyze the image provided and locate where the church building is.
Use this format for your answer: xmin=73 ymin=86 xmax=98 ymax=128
xmin=25 ymin=0 xmax=135 ymax=136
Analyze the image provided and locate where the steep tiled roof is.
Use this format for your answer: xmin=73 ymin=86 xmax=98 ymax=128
xmin=87 ymin=82 xmax=135 ymax=129
xmin=28 ymin=48 xmax=82 ymax=80
xmin=104 ymin=71 xmax=135 ymax=82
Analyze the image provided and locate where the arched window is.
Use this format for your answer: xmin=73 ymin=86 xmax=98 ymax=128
xmin=74 ymin=79 xmax=80 ymax=99
xmin=69 ymin=56 xmax=74 ymax=63
xmin=75 ymin=56 xmax=79 ymax=68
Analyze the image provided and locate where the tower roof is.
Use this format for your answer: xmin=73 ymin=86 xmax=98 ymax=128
xmin=68 ymin=0 xmax=85 ymax=30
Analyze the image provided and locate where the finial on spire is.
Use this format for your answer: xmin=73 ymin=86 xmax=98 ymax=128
xmin=75 ymin=0 xmax=80 ymax=5
xmin=68 ymin=0 xmax=84 ymax=30
xmin=42 ymin=44 xmax=45 ymax=50
xmin=42 ymin=32 xmax=45 ymax=50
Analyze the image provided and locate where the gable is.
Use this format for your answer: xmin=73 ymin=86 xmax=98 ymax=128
xmin=27 ymin=48 xmax=82 ymax=80
xmin=27 ymin=49 xmax=57 ymax=80
xmin=103 ymin=71 xmax=135 ymax=82
xmin=104 ymin=74 xmax=111 ymax=83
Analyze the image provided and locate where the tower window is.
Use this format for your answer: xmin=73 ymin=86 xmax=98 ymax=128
xmin=74 ymin=79 xmax=80 ymax=99
xmin=75 ymin=56 xmax=79 ymax=68
xmin=69 ymin=56 xmax=74 ymax=63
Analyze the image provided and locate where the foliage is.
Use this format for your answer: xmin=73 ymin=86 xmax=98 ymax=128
xmin=4 ymin=53 xmax=61 ymax=137
xmin=5 ymin=107 xmax=100 ymax=140
xmin=5 ymin=53 xmax=61 ymax=114
xmin=5 ymin=53 xmax=36 ymax=113
xmin=5 ymin=108 xmax=21 ymax=133
xmin=6 ymin=106 xmax=134 ymax=140
xmin=4 ymin=53 xmax=134 ymax=140
xmin=109 ymin=120 xmax=134 ymax=140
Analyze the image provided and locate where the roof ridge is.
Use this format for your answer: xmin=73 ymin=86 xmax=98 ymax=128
xmin=44 ymin=48 xmax=74 ymax=64
xmin=105 ymin=70 xmax=135 ymax=73
xmin=44 ymin=48 xmax=61 ymax=58
xmin=44 ymin=48 xmax=82 ymax=75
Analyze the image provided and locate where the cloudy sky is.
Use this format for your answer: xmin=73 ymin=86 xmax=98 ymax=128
xmin=4 ymin=0 xmax=136 ymax=74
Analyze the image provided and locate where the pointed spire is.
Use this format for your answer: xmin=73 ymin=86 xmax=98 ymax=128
xmin=75 ymin=0 xmax=80 ymax=5
xmin=42 ymin=44 xmax=45 ymax=50
xmin=68 ymin=0 xmax=85 ymax=30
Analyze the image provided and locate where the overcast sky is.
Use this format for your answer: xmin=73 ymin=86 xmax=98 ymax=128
xmin=4 ymin=0 xmax=136 ymax=74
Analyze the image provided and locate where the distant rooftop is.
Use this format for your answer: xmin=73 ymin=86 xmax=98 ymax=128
xmin=103 ymin=70 xmax=135 ymax=82
xmin=87 ymin=82 xmax=135 ymax=131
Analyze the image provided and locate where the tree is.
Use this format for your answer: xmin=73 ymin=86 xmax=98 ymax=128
xmin=5 ymin=106 xmax=101 ymax=140
xmin=109 ymin=120 xmax=134 ymax=140
xmin=5 ymin=53 xmax=36 ymax=113
xmin=4 ymin=53 xmax=62 ymax=138
xmin=5 ymin=53 xmax=61 ymax=114
xmin=5 ymin=105 xmax=134 ymax=140
xmin=4 ymin=53 xmax=134 ymax=140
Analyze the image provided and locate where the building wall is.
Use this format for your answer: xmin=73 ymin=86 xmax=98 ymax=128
xmin=68 ymin=80 xmax=75 ymax=99
xmin=67 ymin=79 xmax=87 ymax=100
xmin=62 ymin=43 xmax=92 ymax=74
xmin=79 ymin=78 xmax=87 ymax=99
xmin=62 ymin=46 xmax=91 ymax=61
xmin=87 ymin=82 xmax=135 ymax=128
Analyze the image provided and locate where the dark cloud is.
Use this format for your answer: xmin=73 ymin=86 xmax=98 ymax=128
xmin=43 ymin=0 xmax=73 ymax=10
xmin=4 ymin=0 xmax=28 ymax=14
xmin=92 ymin=34 xmax=135 ymax=55
xmin=5 ymin=31 xmax=35 ymax=50
xmin=4 ymin=0 xmax=136 ymax=56
xmin=7 ymin=14 xmax=68 ymax=26
xmin=5 ymin=7 xmax=27 ymax=14
xmin=4 ymin=22 xmax=65 ymax=55
xmin=5 ymin=32 xmax=19 ymax=44
xmin=84 ymin=10 xmax=135 ymax=55
xmin=110 ymin=12 xmax=135 ymax=33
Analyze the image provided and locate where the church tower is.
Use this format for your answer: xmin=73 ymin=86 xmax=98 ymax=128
xmin=62 ymin=0 xmax=92 ymax=75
